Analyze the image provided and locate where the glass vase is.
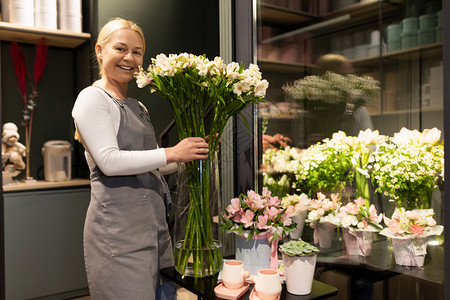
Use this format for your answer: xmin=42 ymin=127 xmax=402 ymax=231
xmin=172 ymin=153 xmax=223 ymax=277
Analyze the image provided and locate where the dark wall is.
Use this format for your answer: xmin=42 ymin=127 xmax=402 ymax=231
xmin=96 ymin=0 xmax=220 ymax=138
xmin=1 ymin=42 xmax=90 ymax=180
xmin=0 ymin=0 xmax=219 ymax=179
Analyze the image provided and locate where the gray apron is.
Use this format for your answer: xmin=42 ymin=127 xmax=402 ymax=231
xmin=83 ymin=90 xmax=173 ymax=299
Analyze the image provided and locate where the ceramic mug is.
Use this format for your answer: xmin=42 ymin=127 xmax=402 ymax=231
xmin=221 ymin=260 xmax=250 ymax=289
xmin=251 ymin=269 xmax=282 ymax=300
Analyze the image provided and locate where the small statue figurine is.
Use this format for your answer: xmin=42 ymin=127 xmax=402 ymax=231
xmin=2 ymin=122 xmax=26 ymax=178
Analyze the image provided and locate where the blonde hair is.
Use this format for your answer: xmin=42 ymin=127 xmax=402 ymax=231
xmin=95 ymin=17 xmax=145 ymax=76
xmin=314 ymin=54 xmax=353 ymax=75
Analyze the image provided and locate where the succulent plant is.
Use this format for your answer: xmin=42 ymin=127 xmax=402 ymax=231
xmin=279 ymin=239 xmax=319 ymax=256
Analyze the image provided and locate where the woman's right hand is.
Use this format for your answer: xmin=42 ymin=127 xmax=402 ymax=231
xmin=164 ymin=137 xmax=209 ymax=164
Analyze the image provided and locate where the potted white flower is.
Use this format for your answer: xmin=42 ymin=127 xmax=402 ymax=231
xmin=279 ymin=239 xmax=320 ymax=295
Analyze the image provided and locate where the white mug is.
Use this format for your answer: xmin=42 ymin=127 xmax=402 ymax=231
xmin=251 ymin=269 xmax=282 ymax=300
xmin=221 ymin=260 xmax=250 ymax=289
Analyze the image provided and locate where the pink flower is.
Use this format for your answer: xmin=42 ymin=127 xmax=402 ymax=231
xmin=357 ymin=220 xmax=368 ymax=229
xmin=316 ymin=208 xmax=325 ymax=216
xmin=427 ymin=218 xmax=437 ymax=227
xmin=354 ymin=197 xmax=366 ymax=207
xmin=405 ymin=211 xmax=419 ymax=221
xmin=257 ymin=214 xmax=269 ymax=229
xmin=388 ymin=219 xmax=400 ymax=234
xmin=349 ymin=204 xmax=358 ymax=215
xmin=266 ymin=207 xmax=280 ymax=220
xmin=267 ymin=195 xmax=280 ymax=207
xmin=232 ymin=212 xmax=242 ymax=223
xmin=246 ymin=190 xmax=265 ymax=210
xmin=226 ymin=198 xmax=241 ymax=215
xmin=241 ymin=210 xmax=255 ymax=228
xmin=281 ymin=212 xmax=292 ymax=226
xmin=286 ymin=205 xmax=295 ymax=215
xmin=369 ymin=205 xmax=378 ymax=220
xmin=340 ymin=206 xmax=349 ymax=214
xmin=317 ymin=192 xmax=326 ymax=201
xmin=410 ymin=224 xmax=424 ymax=235
xmin=261 ymin=188 xmax=272 ymax=198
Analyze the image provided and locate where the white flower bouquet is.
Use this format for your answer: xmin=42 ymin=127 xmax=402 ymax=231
xmin=282 ymin=71 xmax=380 ymax=109
xmin=136 ymin=53 xmax=268 ymax=277
xmin=369 ymin=127 xmax=444 ymax=210
xmin=262 ymin=146 xmax=302 ymax=197
xmin=295 ymin=132 xmax=356 ymax=197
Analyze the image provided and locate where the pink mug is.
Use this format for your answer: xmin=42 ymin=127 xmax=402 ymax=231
xmin=221 ymin=260 xmax=250 ymax=289
xmin=250 ymin=269 xmax=282 ymax=300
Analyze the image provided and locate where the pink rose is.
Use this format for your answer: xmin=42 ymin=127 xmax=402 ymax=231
xmin=410 ymin=224 xmax=424 ymax=235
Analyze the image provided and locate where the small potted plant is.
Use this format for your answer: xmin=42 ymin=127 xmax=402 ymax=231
xmin=337 ymin=197 xmax=383 ymax=256
xmin=281 ymin=193 xmax=310 ymax=240
xmin=304 ymin=192 xmax=341 ymax=248
xmin=220 ymin=188 xmax=296 ymax=275
xmin=380 ymin=208 xmax=443 ymax=267
xmin=279 ymin=239 xmax=320 ymax=295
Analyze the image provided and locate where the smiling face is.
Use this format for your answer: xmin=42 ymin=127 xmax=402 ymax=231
xmin=96 ymin=28 xmax=144 ymax=86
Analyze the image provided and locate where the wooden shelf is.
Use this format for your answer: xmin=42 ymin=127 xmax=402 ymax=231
xmin=3 ymin=178 xmax=91 ymax=192
xmin=351 ymin=43 xmax=443 ymax=67
xmin=258 ymin=58 xmax=314 ymax=73
xmin=322 ymin=0 xmax=404 ymax=21
xmin=258 ymin=3 xmax=318 ymax=26
xmin=0 ymin=21 xmax=90 ymax=48
xmin=371 ymin=106 xmax=443 ymax=117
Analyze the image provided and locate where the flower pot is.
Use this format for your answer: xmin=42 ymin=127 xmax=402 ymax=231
xmin=391 ymin=237 xmax=427 ymax=267
xmin=313 ymin=222 xmax=336 ymax=248
xmin=342 ymin=228 xmax=374 ymax=256
xmin=173 ymin=155 xmax=223 ymax=277
xmin=282 ymin=253 xmax=317 ymax=295
xmin=289 ymin=211 xmax=307 ymax=240
xmin=235 ymin=234 xmax=272 ymax=276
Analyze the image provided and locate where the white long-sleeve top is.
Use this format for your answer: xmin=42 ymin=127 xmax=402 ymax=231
xmin=72 ymin=86 xmax=169 ymax=176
